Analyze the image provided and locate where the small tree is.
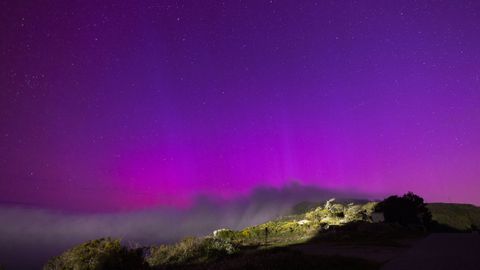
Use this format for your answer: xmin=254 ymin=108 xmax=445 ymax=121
xmin=375 ymin=192 xmax=432 ymax=227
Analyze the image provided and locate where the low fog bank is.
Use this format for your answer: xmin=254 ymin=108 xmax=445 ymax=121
xmin=0 ymin=184 xmax=373 ymax=269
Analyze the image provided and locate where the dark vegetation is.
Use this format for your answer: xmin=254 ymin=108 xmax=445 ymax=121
xmin=146 ymin=237 xmax=237 ymax=267
xmin=41 ymin=193 xmax=480 ymax=270
xmin=43 ymin=238 xmax=148 ymax=270
xmin=375 ymin=192 xmax=432 ymax=227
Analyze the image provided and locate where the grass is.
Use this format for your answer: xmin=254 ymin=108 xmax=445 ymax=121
xmin=428 ymin=203 xmax=480 ymax=231
xmin=146 ymin=237 xmax=237 ymax=267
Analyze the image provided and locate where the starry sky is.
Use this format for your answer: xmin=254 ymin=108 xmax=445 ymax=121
xmin=1 ymin=0 xmax=480 ymax=211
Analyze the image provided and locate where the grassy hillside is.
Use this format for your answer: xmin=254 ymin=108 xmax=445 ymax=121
xmin=428 ymin=203 xmax=480 ymax=230
xmin=42 ymin=200 xmax=480 ymax=270
xmin=44 ymin=199 xmax=380 ymax=270
xmin=222 ymin=200 xmax=378 ymax=246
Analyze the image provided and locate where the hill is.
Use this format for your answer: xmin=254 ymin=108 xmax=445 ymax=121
xmin=428 ymin=203 xmax=480 ymax=230
xmin=42 ymin=199 xmax=386 ymax=270
xmin=41 ymin=199 xmax=480 ymax=270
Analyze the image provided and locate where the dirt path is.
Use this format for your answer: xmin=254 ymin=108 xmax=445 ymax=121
xmin=382 ymin=233 xmax=480 ymax=270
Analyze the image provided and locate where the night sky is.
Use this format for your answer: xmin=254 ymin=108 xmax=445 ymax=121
xmin=1 ymin=0 xmax=480 ymax=212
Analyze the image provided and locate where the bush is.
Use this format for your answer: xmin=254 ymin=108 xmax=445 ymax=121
xmin=213 ymin=229 xmax=236 ymax=240
xmin=146 ymin=237 xmax=237 ymax=267
xmin=344 ymin=205 xmax=367 ymax=222
xmin=305 ymin=207 xmax=329 ymax=221
xmin=43 ymin=238 xmax=147 ymax=270
xmin=375 ymin=192 xmax=432 ymax=227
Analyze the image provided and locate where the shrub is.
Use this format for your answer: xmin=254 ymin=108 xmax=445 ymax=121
xmin=43 ymin=238 xmax=147 ymax=270
xmin=146 ymin=237 xmax=237 ymax=267
xmin=375 ymin=192 xmax=432 ymax=227
xmin=344 ymin=205 xmax=367 ymax=222
xmin=305 ymin=207 xmax=328 ymax=220
xmin=213 ymin=229 xmax=236 ymax=240
xmin=240 ymin=229 xmax=251 ymax=238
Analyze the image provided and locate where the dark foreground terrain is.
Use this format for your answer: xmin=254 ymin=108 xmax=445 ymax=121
xmin=160 ymin=232 xmax=480 ymax=270
xmin=382 ymin=233 xmax=480 ymax=270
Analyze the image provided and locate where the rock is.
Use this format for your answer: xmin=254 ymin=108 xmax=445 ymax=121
xmin=297 ymin=219 xmax=311 ymax=225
